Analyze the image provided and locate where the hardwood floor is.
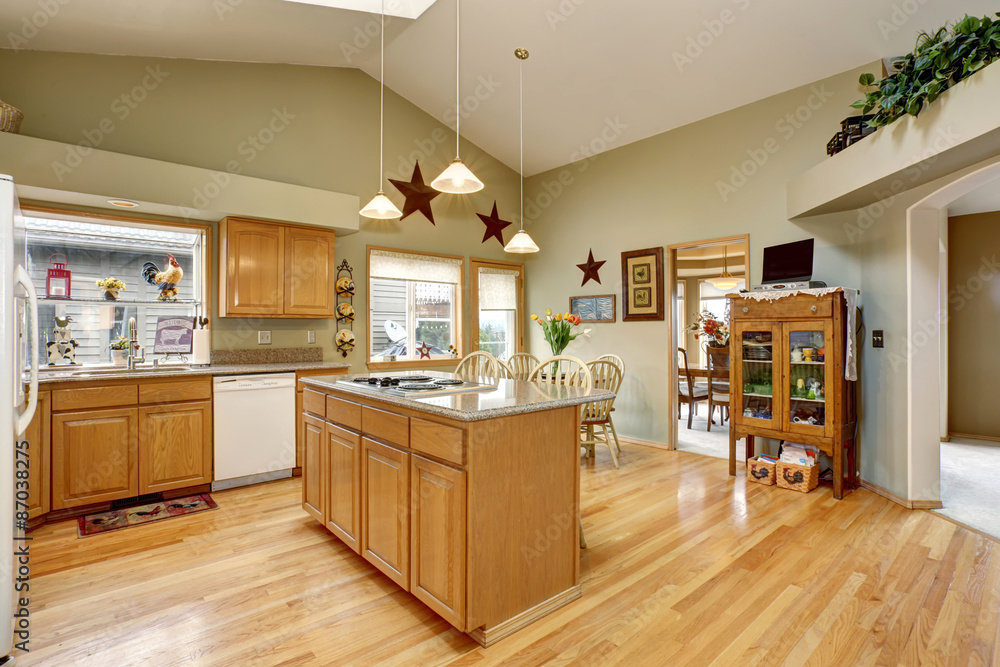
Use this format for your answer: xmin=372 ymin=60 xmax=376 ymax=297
xmin=20 ymin=445 xmax=1000 ymax=666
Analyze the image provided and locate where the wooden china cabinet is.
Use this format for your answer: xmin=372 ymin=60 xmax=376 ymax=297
xmin=726 ymin=291 xmax=858 ymax=499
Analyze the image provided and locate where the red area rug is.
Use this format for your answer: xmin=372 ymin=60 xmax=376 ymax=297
xmin=77 ymin=493 xmax=218 ymax=537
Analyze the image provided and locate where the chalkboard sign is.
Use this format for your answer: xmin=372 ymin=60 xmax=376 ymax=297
xmin=569 ymin=294 xmax=616 ymax=323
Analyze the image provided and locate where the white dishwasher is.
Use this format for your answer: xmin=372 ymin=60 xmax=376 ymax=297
xmin=213 ymin=373 xmax=297 ymax=491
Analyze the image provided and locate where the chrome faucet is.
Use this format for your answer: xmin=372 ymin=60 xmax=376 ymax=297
xmin=126 ymin=317 xmax=146 ymax=370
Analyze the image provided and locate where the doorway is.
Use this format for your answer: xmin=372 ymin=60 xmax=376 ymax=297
xmin=666 ymin=234 xmax=749 ymax=453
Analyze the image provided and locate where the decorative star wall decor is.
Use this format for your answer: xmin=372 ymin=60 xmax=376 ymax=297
xmin=417 ymin=341 xmax=433 ymax=359
xmin=389 ymin=161 xmax=440 ymax=224
xmin=476 ymin=201 xmax=513 ymax=246
xmin=577 ymin=249 xmax=606 ymax=286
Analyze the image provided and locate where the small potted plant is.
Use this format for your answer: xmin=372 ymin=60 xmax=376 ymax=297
xmin=109 ymin=335 xmax=130 ymax=366
xmin=96 ymin=277 xmax=126 ymax=300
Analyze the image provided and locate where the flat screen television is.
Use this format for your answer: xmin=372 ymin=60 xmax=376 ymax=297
xmin=761 ymin=238 xmax=814 ymax=283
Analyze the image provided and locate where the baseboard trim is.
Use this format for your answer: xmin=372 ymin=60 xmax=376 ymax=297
xmin=618 ymin=435 xmax=673 ymax=451
xmin=859 ymin=480 xmax=942 ymax=510
xmin=948 ymin=432 xmax=1000 ymax=443
xmin=467 ymin=585 xmax=582 ymax=647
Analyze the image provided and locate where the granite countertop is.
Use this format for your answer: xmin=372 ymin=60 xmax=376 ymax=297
xmin=301 ymin=370 xmax=614 ymax=422
xmin=38 ymin=361 xmax=351 ymax=385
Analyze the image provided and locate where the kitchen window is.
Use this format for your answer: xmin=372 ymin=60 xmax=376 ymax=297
xmin=368 ymin=246 xmax=464 ymax=365
xmin=23 ymin=208 xmax=209 ymax=366
xmin=470 ymin=259 xmax=524 ymax=362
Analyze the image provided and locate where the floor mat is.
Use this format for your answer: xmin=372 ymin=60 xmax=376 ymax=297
xmin=78 ymin=493 xmax=218 ymax=537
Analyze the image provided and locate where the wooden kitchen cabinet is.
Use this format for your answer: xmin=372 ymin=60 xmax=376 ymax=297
xmin=325 ymin=424 xmax=361 ymax=553
xmin=52 ymin=407 xmax=139 ymax=510
xmin=139 ymin=401 xmax=213 ymax=493
xmin=302 ymin=414 xmax=325 ymax=523
xmin=22 ymin=391 xmax=51 ymax=520
xmin=410 ymin=454 xmax=466 ymax=631
xmin=219 ymin=217 xmax=336 ymax=318
xmin=284 ymin=226 xmax=336 ymax=316
xmin=361 ymin=437 xmax=410 ymax=589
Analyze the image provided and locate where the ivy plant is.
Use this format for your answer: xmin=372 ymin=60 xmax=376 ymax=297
xmin=853 ymin=14 xmax=1000 ymax=127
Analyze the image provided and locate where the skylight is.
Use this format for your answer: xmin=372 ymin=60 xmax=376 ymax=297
xmin=280 ymin=0 xmax=438 ymax=20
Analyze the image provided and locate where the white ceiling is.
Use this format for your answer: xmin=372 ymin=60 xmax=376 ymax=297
xmin=1 ymin=0 xmax=995 ymax=175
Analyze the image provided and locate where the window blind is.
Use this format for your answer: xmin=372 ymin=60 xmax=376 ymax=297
xmin=478 ymin=267 xmax=518 ymax=311
xmin=369 ymin=249 xmax=461 ymax=284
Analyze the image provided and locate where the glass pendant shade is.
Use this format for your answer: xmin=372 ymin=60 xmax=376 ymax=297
xmin=503 ymin=229 xmax=539 ymax=254
xmin=360 ymin=192 xmax=402 ymax=219
xmin=431 ymin=159 xmax=484 ymax=194
xmin=707 ymin=276 xmax=741 ymax=290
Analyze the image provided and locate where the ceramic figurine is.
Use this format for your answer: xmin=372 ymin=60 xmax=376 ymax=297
xmin=791 ymin=348 xmax=803 ymax=362
xmin=47 ymin=315 xmax=80 ymax=365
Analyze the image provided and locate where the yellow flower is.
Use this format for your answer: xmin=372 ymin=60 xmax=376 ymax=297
xmin=555 ymin=313 xmax=562 ymax=321
xmin=545 ymin=308 xmax=552 ymax=316
xmin=531 ymin=313 xmax=538 ymax=320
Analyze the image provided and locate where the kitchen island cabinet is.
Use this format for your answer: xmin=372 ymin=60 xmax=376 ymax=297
xmin=299 ymin=371 xmax=612 ymax=647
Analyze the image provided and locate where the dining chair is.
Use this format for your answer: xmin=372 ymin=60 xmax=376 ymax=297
xmin=595 ymin=354 xmax=625 ymax=453
xmin=580 ymin=359 xmax=623 ymax=468
xmin=495 ymin=358 xmax=515 ymax=379
xmin=677 ymin=348 xmax=709 ymax=429
xmin=705 ymin=347 xmax=731 ymax=432
xmin=456 ymin=351 xmax=499 ymax=379
xmin=507 ymin=352 xmax=540 ymax=380
xmin=527 ymin=355 xmax=593 ymax=389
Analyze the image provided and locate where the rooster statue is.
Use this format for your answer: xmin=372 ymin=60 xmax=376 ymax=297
xmin=142 ymin=254 xmax=184 ymax=301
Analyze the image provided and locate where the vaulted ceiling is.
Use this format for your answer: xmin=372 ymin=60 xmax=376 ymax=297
xmin=1 ymin=0 xmax=995 ymax=175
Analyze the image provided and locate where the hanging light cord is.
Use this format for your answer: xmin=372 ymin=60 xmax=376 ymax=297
xmin=519 ymin=53 xmax=524 ymax=230
xmin=378 ymin=0 xmax=385 ymax=189
xmin=454 ymin=0 xmax=461 ymax=158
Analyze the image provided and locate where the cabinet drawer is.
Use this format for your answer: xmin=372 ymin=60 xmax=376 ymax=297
xmin=327 ymin=396 xmax=362 ymax=431
xmin=731 ymin=297 xmax=832 ymax=320
xmin=52 ymin=385 xmax=138 ymax=411
xmin=410 ymin=418 xmax=465 ymax=467
xmin=362 ymin=406 xmax=409 ymax=448
xmin=303 ymin=389 xmax=326 ymax=417
xmin=140 ymin=379 xmax=211 ymax=404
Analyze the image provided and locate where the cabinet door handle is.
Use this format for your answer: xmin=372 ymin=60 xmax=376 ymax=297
xmin=743 ymin=307 xmax=749 ymax=313
xmin=811 ymin=305 xmax=818 ymax=312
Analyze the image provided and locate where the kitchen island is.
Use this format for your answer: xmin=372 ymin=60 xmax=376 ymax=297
xmin=299 ymin=370 xmax=612 ymax=647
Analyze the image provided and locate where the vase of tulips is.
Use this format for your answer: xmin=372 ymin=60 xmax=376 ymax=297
xmin=531 ymin=309 xmax=590 ymax=373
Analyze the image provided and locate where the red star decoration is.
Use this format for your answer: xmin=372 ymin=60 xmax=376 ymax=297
xmin=577 ymin=249 xmax=606 ymax=286
xmin=389 ymin=161 xmax=440 ymax=224
xmin=476 ymin=201 xmax=513 ymax=246
xmin=417 ymin=342 xmax=433 ymax=359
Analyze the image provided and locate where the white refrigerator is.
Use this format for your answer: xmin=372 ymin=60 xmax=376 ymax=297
xmin=0 ymin=173 xmax=41 ymax=663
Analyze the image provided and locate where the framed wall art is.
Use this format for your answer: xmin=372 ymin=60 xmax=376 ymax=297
xmin=621 ymin=247 xmax=664 ymax=321
xmin=569 ymin=294 xmax=616 ymax=323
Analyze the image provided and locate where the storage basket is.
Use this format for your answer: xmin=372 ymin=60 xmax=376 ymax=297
xmin=746 ymin=457 xmax=776 ymax=486
xmin=0 ymin=100 xmax=23 ymax=134
xmin=776 ymin=461 xmax=819 ymax=493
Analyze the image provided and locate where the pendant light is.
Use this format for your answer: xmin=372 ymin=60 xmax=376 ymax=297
xmin=431 ymin=0 xmax=484 ymax=194
xmin=706 ymin=245 xmax=741 ymax=290
xmin=360 ymin=0 xmax=403 ymax=220
xmin=504 ymin=48 xmax=539 ymax=254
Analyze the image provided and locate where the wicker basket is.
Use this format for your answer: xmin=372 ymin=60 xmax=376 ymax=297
xmin=0 ymin=100 xmax=23 ymax=134
xmin=746 ymin=457 xmax=776 ymax=486
xmin=776 ymin=461 xmax=820 ymax=493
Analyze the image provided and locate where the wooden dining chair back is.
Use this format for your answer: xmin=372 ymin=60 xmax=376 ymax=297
xmin=507 ymin=352 xmax=540 ymax=380
xmin=456 ymin=351 xmax=499 ymax=379
xmin=705 ymin=347 xmax=731 ymax=432
xmin=580 ymin=360 xmax=623 ymax=468
xmin=494 ymin=359 xmax=515 ymax=379
xmin=528 ymin=355 xmax=593 ymax=389
xmin=597 ymin=354 xmax=625 ymax=376
xmin=677 ymin=347 xmax=709 ymax=429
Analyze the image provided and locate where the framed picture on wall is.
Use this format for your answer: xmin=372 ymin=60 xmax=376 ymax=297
xmin=621 ymin=247 xmax=664 ymax=321
xmin=569 ymin=294 xmax=616 ymax=323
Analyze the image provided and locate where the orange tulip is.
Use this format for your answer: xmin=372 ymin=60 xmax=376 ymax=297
xmin=555 ymin=313 xmax=563 ymax=321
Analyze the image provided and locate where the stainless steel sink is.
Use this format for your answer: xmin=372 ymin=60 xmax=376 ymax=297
xmin=43 ymin=366 xmax=193 ymax=378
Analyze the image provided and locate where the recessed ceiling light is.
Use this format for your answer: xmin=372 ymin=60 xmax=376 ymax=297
xmin=279 ymin=0 xmax=437 ymax=20
xmin=108 ymin=199 xmax=140 ymax=208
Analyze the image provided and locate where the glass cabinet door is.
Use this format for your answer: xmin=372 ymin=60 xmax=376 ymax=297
xmin=733 ymin=323 xmax=781 ymax=428
xmin=782 ymin=321 xmax=835 ymax=437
